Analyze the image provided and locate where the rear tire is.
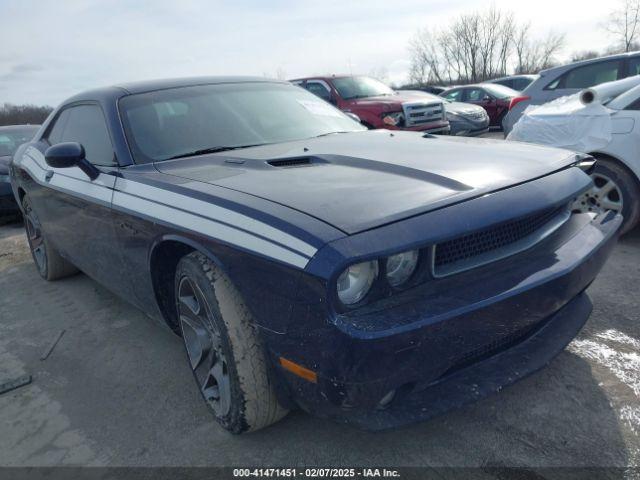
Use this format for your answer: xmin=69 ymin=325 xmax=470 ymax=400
xmin=22 ymin=196 xmax=78 ymax=281
xmin=175 ymin=251 xmax=288 ymax=433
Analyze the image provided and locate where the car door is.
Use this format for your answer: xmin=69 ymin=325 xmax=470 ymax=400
xmin=606 ymin=96 xmax=640 ymax=182
xmin=442 ymin=89 xmax=463 ymax=102
xmin=626 ymin=55 xmax=640 ymax=78
xmin=465 ymin=87 xmax=497 ymax=121
xmin=32 ymin=103 xmax=131 ymax=296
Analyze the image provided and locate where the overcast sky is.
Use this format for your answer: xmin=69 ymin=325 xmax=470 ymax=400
xmin=0 ymin=0 xmax=617 ymax=106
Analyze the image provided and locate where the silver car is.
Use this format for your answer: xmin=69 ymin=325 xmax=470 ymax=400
xmin=503 ymin=51 xmax=640 ymax=134
xmin=398 ymin=90 xmax=489 ymax=136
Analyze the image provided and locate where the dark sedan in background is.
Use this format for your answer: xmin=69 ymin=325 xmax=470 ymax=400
xmin=398 ymin=90 xmax=490 ymax=136
xmin=0 ymin=124 xmax=39 ymax=217
xmin=9 ymin=76 xmax=620 ymax=434
xmin=487 ymin=74 xmax=539 ymax=92
xmin=440 ymin=83 xmax=518 ymax=127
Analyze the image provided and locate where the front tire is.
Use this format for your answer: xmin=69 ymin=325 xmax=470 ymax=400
xmin=22 ymin=196 xmax=78 ymax=280
xmin=175 ymin=251 xmax=288 ymax=433
xmin=573 ymin=157 xmax=640 ymax=235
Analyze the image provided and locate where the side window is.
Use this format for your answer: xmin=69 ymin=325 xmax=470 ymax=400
xmin=46 ymin=109 xmax=71 ymax=145
xmin=305 ymin=81 xmax=332 ymax=102
xmin=443 ymin=90 xmax=462 ymax=101
xmin=551 ymin=60 xmax=624 ymax=90
xmin=466 ymin=88 xmax=488 ymax=101
xmin=628 ymin=56 xmax=640 ymax=76
xmin=60 ymin=105 xmax=115 ymax=166
xmin=626 ymin=98 xmax=640 ymax=110
xmin=513 ymin=78 xmax=529 ymax=91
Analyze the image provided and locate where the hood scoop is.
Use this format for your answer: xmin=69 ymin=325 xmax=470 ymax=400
xmin=267 ymin=158 xmax=313 ymax=168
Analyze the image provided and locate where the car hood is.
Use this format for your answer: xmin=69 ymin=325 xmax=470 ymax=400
xmin=445 ymin=102 xmax=486 ymax=116
xmin=349 ymin=92 xmax=442 ymax=111
xmin=155 ymin=130 xmax=578 ymax=234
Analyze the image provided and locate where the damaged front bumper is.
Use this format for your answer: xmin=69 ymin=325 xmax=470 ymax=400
xmin=272 ymin=211 xmax=621 ymax=430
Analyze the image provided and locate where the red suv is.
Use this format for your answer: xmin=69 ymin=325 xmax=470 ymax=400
xmin=291 ymin=75 xmax=450 ymax=134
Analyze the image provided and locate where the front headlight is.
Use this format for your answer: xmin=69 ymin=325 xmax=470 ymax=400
xmin=337 ymin=260 xmax=379 ymax=305
xmin=382 ymin=111 xmax=405 ymax=127
xmin=385 ymin=250 xmax=419 ymax=287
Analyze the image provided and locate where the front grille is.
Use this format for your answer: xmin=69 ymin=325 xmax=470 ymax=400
xmin=403 ymin=102 xmax=444 ymax=127
xmin=432 ymin=206 xmax=570 ymax=278
xmin=435 ymin=317 xmax=549 ymax=382
xmin=467 ymin=111 xmax=486 ymax=120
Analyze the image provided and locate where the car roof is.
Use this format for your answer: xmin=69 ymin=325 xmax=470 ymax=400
xmin=488 ymin=74 xmax=538 ymax=82
xmin=289 ymin=75 xmax=365 ymax=82
xmin=442 ymin=84 xmax=485 ymax=91
xmin=541 ymin=50 xmax=640 ymax=75
xmin=62 ymin=76 xmax=284 ymax=104
xmin=0 ymin=124 xmax=40 ymax=131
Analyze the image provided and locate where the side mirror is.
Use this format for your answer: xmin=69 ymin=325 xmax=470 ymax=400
xmin=45 ymin=142 xmax=99 ymax=180
xmin=45 ymin=142 xmax=85 ymax=168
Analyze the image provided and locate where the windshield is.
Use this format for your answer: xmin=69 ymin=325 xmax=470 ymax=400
xmin=0 ymin=127 xmax=39 ymax=157
xmin=119 ymin=82 xmax=365 ymax=163
xmin=332 ymin=76 xmax=395 ymax=100
xmin=482 ymin=83 xmax=519 ymax=99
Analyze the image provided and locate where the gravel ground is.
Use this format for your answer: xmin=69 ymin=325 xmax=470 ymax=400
xmin=0 ymin=207 xmax=639 ymax=472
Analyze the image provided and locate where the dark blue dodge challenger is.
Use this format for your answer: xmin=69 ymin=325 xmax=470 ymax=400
xmin=10 ymin=77 xmax=620 ymax=433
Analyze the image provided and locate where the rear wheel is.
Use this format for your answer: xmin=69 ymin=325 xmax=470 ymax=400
xmin=572 ymin=157 xmax=640 ymax=234
xmin=175 ymin=251 xmax=288 ymax=433
xmin=22 ymin=196 xmax=78 ymax=280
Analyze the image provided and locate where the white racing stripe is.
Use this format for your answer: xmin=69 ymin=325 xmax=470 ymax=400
xmin=113 ymin=191 xmax=310 ymax=268
xmin=19 ymin=148 xmax=316 ymax=269
xmin=21 ymin=150 xmax=115 ymax=205
xmin=116 ymin=178 xmax=317 ymax=257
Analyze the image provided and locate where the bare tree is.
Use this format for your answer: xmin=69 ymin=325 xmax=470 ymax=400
xmin=408 ymin=28 xmax=448 ymax=84
xmin=368 ymin=66 xmax=390 ymax=84
xmin=571 ymin=50 xmax=601 ymax=62
xmin=603 ymin=0 xmax=640 ymax=52
xmin=513 ymin=25 xmax=565 ymax=74
xmin=0 ymin=104 xmax=53 ymax=127
xmin=408 ymin=7 xmax=562 ymax=86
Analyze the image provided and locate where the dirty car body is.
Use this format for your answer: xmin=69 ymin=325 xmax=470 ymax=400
xmin=10 ymin=77 xmax=621 ymax=430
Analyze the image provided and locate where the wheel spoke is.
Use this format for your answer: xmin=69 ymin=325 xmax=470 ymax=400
xmin=178 ymin=272 xmax=231 ymax=417
xmin=30 ymin=234 xmax=43 ymax=249
xmin=596 ymin=180 xmax=615 ymax=197
xmin=180 ymin=315 xmax=211 ymax=371
xmin=601 ymin=198 xmax=623 ymax=211
xmin=202 ymin=359 xmax=231 ymax=416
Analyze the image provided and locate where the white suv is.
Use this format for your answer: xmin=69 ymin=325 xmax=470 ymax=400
xmin=503 ymin=51 xmax=640 ymax=135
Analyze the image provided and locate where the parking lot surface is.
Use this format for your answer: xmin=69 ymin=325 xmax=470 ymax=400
xmin=0 ymin=209 xmax=639 ymax=470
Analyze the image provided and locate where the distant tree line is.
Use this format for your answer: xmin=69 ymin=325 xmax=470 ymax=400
xmin=0 ymin=103 xmax=53 ymax=127
xmin=406 ymin=0 xmax=640 ymax=87
xmin=407 ymin=7 xmax=565 ymax=86
xmin=571 ymin=0 xmax=640 ymax=61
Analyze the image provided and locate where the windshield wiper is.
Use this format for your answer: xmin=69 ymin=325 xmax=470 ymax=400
xmin=166 ymin=144 xmax=264 ymax=160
